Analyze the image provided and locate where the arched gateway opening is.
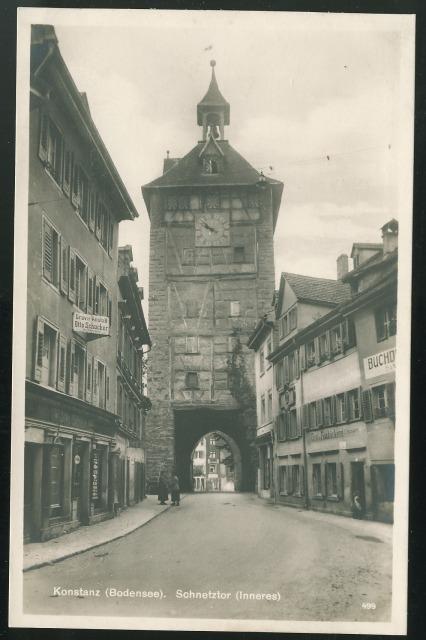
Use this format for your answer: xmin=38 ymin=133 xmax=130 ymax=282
xmin=174 ymin=409 xmax=254 ymax=493
xmin=191 ymin=431 xmax=240 ymax=492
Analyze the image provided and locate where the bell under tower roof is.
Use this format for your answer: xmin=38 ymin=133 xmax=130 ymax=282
xmin=197 ymin=60 xmax=230 ymax=128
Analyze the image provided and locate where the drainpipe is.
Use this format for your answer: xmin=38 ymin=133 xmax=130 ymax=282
xmin=300 ymin=363 xmax=310 ymax=510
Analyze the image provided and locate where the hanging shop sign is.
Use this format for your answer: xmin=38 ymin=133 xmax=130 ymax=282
xmin=363 ymin=347 xmax=396 ymax=380
xmin=73 ymin=312 xmax=109 ymax=336
xmin=91 ymin=451 xmax=100 ymax=500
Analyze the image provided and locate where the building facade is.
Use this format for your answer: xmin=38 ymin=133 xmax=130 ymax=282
xmin=24 ymin=26 xmax=138 ymax=541
xmin=114 ymin=246 xmax=151 ymax=511
xmin=253 ymin=222 xmax=397 ymax=523
xmin=142 ymin=61 xmax=283 ymax=492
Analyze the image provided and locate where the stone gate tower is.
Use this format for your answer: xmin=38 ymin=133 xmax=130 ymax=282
xmin=142 ymin=61 xmax=283 ymax=493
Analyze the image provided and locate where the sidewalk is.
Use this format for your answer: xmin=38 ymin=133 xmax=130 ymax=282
xmin=24 ymin=496 xmax=180 ymax=572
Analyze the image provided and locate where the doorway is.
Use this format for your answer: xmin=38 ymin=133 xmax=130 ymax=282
xmin=351 ymin=461 xmax=366 ymax=517
xmin=72 ymin=441 xmax=85 ymax=521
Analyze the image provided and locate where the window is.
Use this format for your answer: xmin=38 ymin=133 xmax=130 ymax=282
xmin=259 ymin=348 xmax=265 ymax=374
xmin=288 ymin=352 xmax=295 ymax=381
xmin=319 ymin=333 xmax=329 ymax=362
xmin=73 ymin=342 xmax=86 ymax=400
xmin=288 ymin=409 xmax=298 ymax=438
xmin=279 ymin=466 xmax=288 ymax=494
xmin=77 ymin=167 xmax=89 ymax=224
xmin=75 ymin=256 xmax=87 ymax=311
xmin=230 ymin=301 xmax=240 ymax=317
xmin=277 ymin=412 xmax=286 ymax=441
xmin=37 ymin=321 xmax=58 ymax=388
xmin=267 ymin=390 xmax=273 ymax=420
xmin=289 ymin=308 xmax=297 ymax=331
xmin=326 ymin=463 xmax=338 ymax=498
xmin=335 ymin=393 xmax=346 ymax=423
xmin=186 ymin=372 xmax=199 ymax=389
xmin=276 ymin=360 xmax=284 ymax=389
xmin=38 ymin=114 xmax=63 ymax=184
xmin=306 ymin=340 xmax=316 ymax=367
xmin=292 ymin=465 xmax=300 ymax=495
xmin=260 ymin=394 xmax=266 ymax=424
xmin=209 ymin=450 xmax=216 ymax=458
xmin=330 ymin=325 xmax=342 ymax=355
xmin=182 ymin=249 xmax=195 ymax=266
xmin=209 ymin=465 xmax=215 ymax=473
xmin=372 ymin=385 xmax=389 ymax=419
xmin=372 ymin=464 xmax=395 ymax=503
xmin=323 ymin=397 xmax=333 ymax=426
xmin=375 ymin=304 xmax=397 ymax=342
xmin=280 ymin=315 xmax=288 ymax=338
xmin=95 ymin=282 xmax=108 ymax=317
xmin=210 ymin=438 xmax=215 ymax=445
xmin=308 ymin=402 xmax=317 ymax=430
xmin=313 ymin=463 xmax=322 ymax=497
xmin=97 ymin=360 xmax=106 ymax=409
xmin=233 ymin=246 xmax=245 ymax=263
xmin=348 ymin=389 xmax=361 ymax=421
xmin=186 ymin=336 xmax=199 ymax=354
xmin=42 ymin=218 xmax=60 ymax=287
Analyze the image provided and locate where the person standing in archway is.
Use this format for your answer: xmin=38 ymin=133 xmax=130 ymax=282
xmin=158 ymin=469 xmax=169 ymax=505
xmin=171 ymin=471 xmax=180 ymax=506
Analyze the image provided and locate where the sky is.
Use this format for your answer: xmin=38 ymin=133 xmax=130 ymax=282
xmin=51 ymin=11 xmax=412 ymax=305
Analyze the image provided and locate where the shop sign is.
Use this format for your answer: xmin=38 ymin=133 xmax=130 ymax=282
xmin=73 ymin=312 xmax=109 ymax=336
xmin=364 ymin=347 xmax=396 ymax=380
xmin=91 ymin=451 xmax=100 ymax=500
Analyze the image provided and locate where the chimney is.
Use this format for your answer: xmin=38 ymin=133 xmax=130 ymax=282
xmin=337 ymin=254 xmax=349 ymax=280
xmin=381 ymin=218 xmax=398 ymax=254
xmin=163 ymin=150 xmax=180 ymax=174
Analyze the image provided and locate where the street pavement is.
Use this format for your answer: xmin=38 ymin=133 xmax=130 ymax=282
xmin=23 ymin=493 xmax=392 ymax=622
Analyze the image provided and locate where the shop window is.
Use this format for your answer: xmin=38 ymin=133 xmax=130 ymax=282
xmin=230 ymin=301 xmax=240 ymax=317
xmin=49 ymin=443 xmax=65 ymax=515
xmin=186 ymin=372 xmax=199 ymax=389
xmin=375 ymin=304 xmax=397 ymax=342
xmin=326 ymin=463 xmax=338 ymax=498
xmin=75 ymin=255 xmax=87 ymax=311
xmin=312 ymin=463 xmax=322 ymax=497
xmin=38 ymin=113 xmax=63 ymax=185
xmin=335 ymin=393 xmax=347 ymax=423
xmin=279 ymin=466 xmax=288 ymax=494
xmin=42 ymin=217 xmax=60 ymax=287
xmin=233 ymin=245 xmax=245 ymax=263
xmin=348 ymin=388 xmax=361 ymax=421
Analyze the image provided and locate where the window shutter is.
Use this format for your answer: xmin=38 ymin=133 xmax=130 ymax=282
xmin=330 ymin=395 xmax=336 ymax=424
xmin=386 ymin=382 xmax=396 ymax=419
xmin=316 ymin=400 xmax=324 ymax=427
xmin=92 ymin=358 xmax=99 ymax=406
xmin=68 ymin=248 xmax=76 ymax=303
xmin=60 ymin=237 xmax=69 ymax=294
xmin=302 ymin=404 xmax=309 ymax=430
xmin=57 ymin=334 xmax=67 ymax=392
xmin=362 ymin=389 xmax=374 ymax=423
xmin=107 ymin=292 xmax=112 ymax=328
xmin=38 ymin=112 xmax=49 ymax=162
xmin=343 ymin=392 xmax=349 ymax=422
xmin=62 ymin=148 xmax=73 ymax=197
xmin=86 ymin=356 xmax=92 ymax=403
xmin=283 ymin=356 xmax=289 ymax=384
xmin=67 ymin=340 xmax=75 ymax=396
xmin=42 ymin=218 xmax=53 ymax=282
xmin=86 ymin=268 xmax=94 ymax=314
xmin=34 ymin=317 xmax=44 ymax=382
xmin=314 ymin=337 xmax=321 ymax=365
xmin=358 ymin=386 xmax=363 ymax=419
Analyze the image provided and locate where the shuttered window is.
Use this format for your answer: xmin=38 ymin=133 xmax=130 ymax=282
xmin=42 ymin=218 xmax=60 ymax=287
xmin=38 ymin=113 xmax=63 ymax=184
xmin=57 ymin=335 xmax=67 ymax=392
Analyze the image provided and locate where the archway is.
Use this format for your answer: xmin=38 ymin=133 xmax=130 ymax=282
xmin=191 ymin=430 xmax=242 ymax=493
xmin=174 ymin=408 xmax=254 ymax=492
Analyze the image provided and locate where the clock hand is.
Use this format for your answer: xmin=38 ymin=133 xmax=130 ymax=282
xmin=200 ymin=219 xmax=215 ymax=233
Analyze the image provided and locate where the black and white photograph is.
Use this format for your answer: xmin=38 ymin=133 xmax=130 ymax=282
xmin=9 ymin=8 xmax=414 ymax=634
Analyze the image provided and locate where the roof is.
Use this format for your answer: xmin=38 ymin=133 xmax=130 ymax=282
xmin=31 ymin=25 xmax=138 ymax=222
xmin=247 ymin=310 xmax=275 ymax=350
xmin=197 ymin=62 xmax=230 ymax=125
xmin=350 ymin=242 xmax=382 ymax=258
xmin=283 ymin=272 xmax=351 ymax=306
xmin=142 ymin=140 xmax=284 ymax=230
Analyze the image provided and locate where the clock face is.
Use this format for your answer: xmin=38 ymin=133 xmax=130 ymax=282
xmin=195 ymin=211 xmax=230 ymax=247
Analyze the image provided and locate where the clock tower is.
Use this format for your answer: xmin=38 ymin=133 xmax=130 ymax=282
xmin=142 ymin=61 xmax=283 ymax=493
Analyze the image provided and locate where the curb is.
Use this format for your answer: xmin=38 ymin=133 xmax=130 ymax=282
xmin=24 ymin=497 xmax=185 ymax=573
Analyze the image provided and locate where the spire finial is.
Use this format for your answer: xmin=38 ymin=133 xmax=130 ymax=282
xmin=210 ymin=59 xmax=216 ymax=67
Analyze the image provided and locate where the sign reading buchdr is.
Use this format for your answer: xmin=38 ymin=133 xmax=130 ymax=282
xmin=364 ymin=347 xmax=396 ymax=380
xmin=73 ymin=312 xmax=109 ymax=336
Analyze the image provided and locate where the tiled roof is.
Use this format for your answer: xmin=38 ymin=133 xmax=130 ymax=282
xmin=143 ymin=140 xmax=265 ymax=188
xmin=283 ymin=272 xmax=351 ymax=306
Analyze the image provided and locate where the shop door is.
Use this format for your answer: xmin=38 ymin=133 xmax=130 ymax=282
xmin=24 ymin=445 xmax=35 ymax=541
xmin=72 ymin=442 xmax=84 ymax=520
xmin=351 ymin=461 xmax=366 ymax=516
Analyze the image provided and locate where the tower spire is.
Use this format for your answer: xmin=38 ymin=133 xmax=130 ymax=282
xmin=197 ymin=60 xmax=230 ymax=140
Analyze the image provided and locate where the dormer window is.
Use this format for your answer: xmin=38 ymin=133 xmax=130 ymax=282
xmin=203 ymin=157 xmax=220 ymax=175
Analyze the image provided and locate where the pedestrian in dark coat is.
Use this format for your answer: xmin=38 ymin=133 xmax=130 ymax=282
xmin=158 ymin=470 xmax=169 ymax=505
xmin=170 ymin=473 xmax=180 ymax=506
